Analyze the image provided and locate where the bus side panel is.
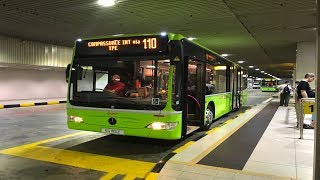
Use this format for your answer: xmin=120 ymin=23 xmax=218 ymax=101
xmin=67 ymin=107 xmax=182 ymax=140
xmin=260 ymin=87 xmax=278 ymax=92
xmin=205 ymin=92 xmax=232 ymax=119
xmin=241 ymin=89 xmax=248 ymax=105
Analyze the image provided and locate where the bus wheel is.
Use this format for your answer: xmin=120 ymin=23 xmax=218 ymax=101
xmin=202 ymin=105 xmax=214 ymax=130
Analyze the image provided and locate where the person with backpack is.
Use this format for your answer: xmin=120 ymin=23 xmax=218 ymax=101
xmin=277 ymin=81 xmax=292 ymax=106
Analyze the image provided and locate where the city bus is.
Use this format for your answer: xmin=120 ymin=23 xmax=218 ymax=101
xmin=66 ymin=33 xmax=248 ymax=140
xmin=260 ymin=78 xmax=278 ymax=92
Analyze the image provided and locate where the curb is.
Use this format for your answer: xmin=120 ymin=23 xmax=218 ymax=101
xmin=0 ymin=100 xmax=66 ymax=109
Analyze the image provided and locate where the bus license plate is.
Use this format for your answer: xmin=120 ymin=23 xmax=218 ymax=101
xmin=102 ymin=128 xmax=124 ymax=135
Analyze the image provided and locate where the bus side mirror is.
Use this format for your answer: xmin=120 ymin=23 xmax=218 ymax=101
xmin=65 ymin=64 xmax=83 ymax=83
xmin=66 ymin=64 xmax=71 ymax=83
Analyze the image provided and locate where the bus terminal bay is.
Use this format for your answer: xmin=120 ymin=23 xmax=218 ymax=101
xmin=0 ymin=1 xmax=319 ymax=180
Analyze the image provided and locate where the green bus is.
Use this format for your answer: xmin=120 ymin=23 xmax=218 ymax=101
xmin=66 ymin=33 xmax=248 ymax=140
xmin=260 ymin=78 xmax=278 ymax=92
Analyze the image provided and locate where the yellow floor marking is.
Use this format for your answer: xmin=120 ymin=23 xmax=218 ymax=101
xmin=145 ymin=172 xmax=158 ymax=180
xmin=0 ymin=131 xmax=155 ymax=178
xmin=47 ymin=101 xmax=59 ymax=105
xmin=123 ymin=173 xmax=140 ymax=180
xmin=189 ymin=103 xmax=269 ymax=164
xmin=173 ymin=141 xmax=195 ymax=153
xmin=0 ymin=145 xmax=155 ymax=178
xmin=205 ymin=127 xmax=218 ymax=134
xmin=0 ymin=104 xmax=3 ymax=109
xmin=100 ymin=172 xmax=118 ymax=180
xmin=20 ymin=103 xmax=35 ymax=107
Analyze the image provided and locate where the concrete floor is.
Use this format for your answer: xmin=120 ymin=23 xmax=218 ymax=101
xmin=0 ymin=89 xmax=273 ymax=180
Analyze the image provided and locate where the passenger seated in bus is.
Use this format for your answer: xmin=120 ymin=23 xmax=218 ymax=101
xmin=104 ymin=74 xmax=125 ymax=96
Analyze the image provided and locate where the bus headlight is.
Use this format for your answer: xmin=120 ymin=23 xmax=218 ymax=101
xmin=147 ymin=122 xmax=178 ymax=130
xmin=68 ymin=115 xmax=84 ymax=123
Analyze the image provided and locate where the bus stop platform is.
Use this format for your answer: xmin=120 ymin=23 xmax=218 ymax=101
xmin=153 ymin=98 xmax=314 ymax=180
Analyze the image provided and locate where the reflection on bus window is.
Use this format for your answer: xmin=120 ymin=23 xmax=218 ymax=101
xmin=71 ymin=59 xmax=171 ymax=110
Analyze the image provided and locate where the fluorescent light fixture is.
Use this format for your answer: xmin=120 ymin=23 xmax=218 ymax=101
xmin=76 ymin=38 xmax=82 ymax=42
xmin=112 ymin=34 xmax=124 ymax=36
xmin=264 ymin=73 xmax=267 ymax=74
xmin=97 ymin=0 xmax=116 ymax=7
xmin=255 ymin=68 xmax=260 ymax=71
xmin=160 ymin=32 xmax=167 ymax=36
xmin=237 ymin=61 xmax=245 ymax=64
xmin=261 ymin=71 xmax=264 ymax=73
xmin=221 ymin=54 xmax=228 ymax=57
xmin=248 ymin=66 xmax=254 ymax=68
xmin=187 ymin=37 xmax=196 ymax=41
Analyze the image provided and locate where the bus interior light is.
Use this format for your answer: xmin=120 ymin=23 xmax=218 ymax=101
xmin=147 ymin=122 xmax=178 ymax=130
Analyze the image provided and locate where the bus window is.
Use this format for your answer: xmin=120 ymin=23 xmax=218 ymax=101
xmin=205 ymin=64 xmax=216 ymax=94
xmin=212 ymin=65 xmax=227 ymax=93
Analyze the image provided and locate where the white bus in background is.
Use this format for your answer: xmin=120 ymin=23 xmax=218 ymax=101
xmin=252 ymin=79 xmax=261 ymax=89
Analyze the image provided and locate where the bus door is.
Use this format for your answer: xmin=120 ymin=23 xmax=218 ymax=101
xmin=184 ymin=58 xmax=205 ymax=128
xmin=237 ymin=67 xmax=242 ymax=108
xmin=231 ymin=66 xmax=241 ymax=110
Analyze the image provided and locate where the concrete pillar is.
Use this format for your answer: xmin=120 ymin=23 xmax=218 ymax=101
xmin=314 ymin=1 xmax=320 ymax=179
xmin=296 ymin=42 xmax=316 ymax=87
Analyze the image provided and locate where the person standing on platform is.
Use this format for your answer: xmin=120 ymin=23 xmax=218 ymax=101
xmin=278 ymin=81 xmax=292 ymax=106
xmin=297 ymin=73 xmax=316 ymax=129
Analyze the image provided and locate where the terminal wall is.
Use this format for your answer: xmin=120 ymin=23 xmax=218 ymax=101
xmin=0 ymin=35 xmax=72 ymax=67
xmin=0 ymin=69 xmax=67 ymax=101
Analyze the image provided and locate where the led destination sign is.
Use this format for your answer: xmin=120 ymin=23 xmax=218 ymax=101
xmin=75 ymin=35 xmax=169 ymax=57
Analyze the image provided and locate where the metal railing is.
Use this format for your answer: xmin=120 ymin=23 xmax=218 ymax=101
xmin=296 ymin=98 xmax=315 ymax=139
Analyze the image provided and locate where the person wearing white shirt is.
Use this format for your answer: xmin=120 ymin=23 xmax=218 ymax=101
xmin=277 ymin=81 xmax=292 ymax=106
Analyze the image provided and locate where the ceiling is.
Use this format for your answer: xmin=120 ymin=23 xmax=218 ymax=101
xmin=0 ymin=0 xmax=316 ymax=78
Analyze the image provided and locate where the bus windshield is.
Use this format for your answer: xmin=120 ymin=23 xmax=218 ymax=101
xmin=69 ymin=58 xmax=171 ymax=110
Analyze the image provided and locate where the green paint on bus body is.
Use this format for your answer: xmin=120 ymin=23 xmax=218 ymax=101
xmin=66 ymin=33 xmax=247 ymax=140
xmin=260 ymin=87 xmax=278 ymax=92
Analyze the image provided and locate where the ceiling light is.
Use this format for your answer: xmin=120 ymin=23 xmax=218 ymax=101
xmin=248 ymin=66 xmax=254 ymax=68
xmin=187 ymin=37 xmax=196 ymax=41
xmin=221 ymin=54 xmax=228 ymax=57
xmin=160 ymin=32 xmax=167 ymax=36
xmin=0 ymin=65 xmax=8 ymax=68
xmin=76 ymin=38 xmax=82 ymax=42
xmin=261 ymin=71 xmax=264 ymax=73
xmin=255 ymin=69 xmax=260 ymax=71
xmin=112 ymin=34 xmax=124 ymax=36
xmin=237 ymin=61 xmax=245 ymax=64
xmin=97 ymin=0 xmax=116 ymax=7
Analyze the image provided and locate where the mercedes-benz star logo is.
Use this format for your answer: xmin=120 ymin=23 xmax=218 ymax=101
xmin=108 ymin=117 xmax=117 ymax=125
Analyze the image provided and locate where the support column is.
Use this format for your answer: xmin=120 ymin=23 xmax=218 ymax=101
xmin=296 ymin=42 xmax=316 ymax=87
xmin=314 ymin=1 xmax=320 ymax=179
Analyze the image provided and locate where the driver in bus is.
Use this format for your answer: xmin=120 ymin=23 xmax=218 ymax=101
xmin=104 ymin=74 xmax=125 ymax=96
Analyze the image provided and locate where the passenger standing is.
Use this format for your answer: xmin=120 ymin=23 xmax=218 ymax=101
xmin=297 ymin=73 xmax=316 ymax=129
xmin=278 ymin=81 xmax=292 ymax=106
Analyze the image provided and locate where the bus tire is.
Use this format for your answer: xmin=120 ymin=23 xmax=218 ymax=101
xmin=202 ymin=105 xmax=214 ymax=131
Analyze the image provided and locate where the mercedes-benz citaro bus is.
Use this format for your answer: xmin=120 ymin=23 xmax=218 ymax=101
xmin=260 ymin=78 xmax=278 ymax=92
xmin=66 ymin=33 xmax=248 ymax=140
